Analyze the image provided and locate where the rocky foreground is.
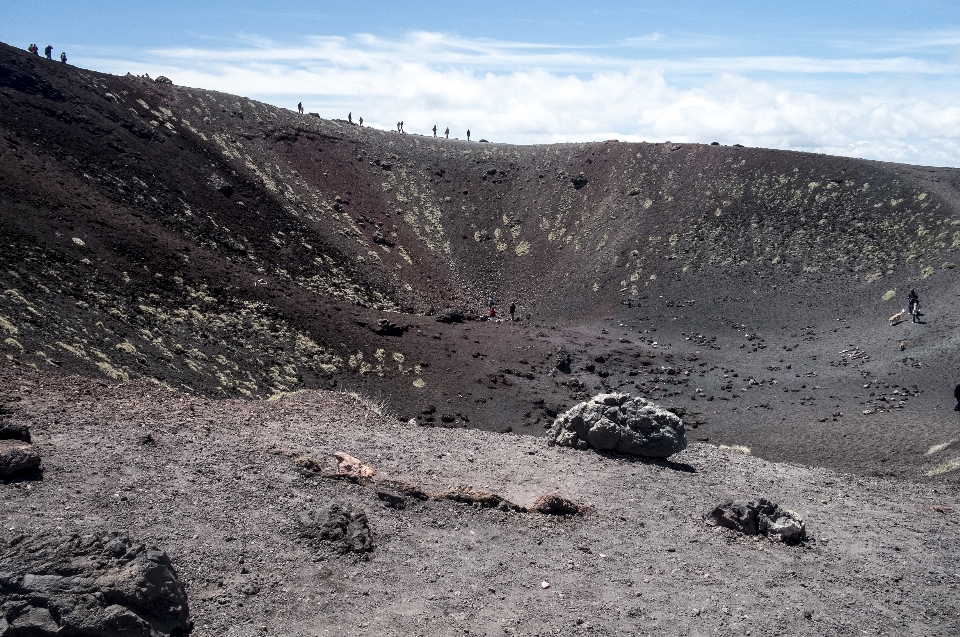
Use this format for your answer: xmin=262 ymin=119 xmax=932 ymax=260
xmin=1 ymin=361 xmax=958 ymax=636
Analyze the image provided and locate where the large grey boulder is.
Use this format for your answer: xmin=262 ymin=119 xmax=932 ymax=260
xmin=706 ymin=498 xmax=807 ymax=543
xmin=0 ymin=532 xmax=191 ymax=636
xmin=547 ymin=393 xmax=687 ymax=458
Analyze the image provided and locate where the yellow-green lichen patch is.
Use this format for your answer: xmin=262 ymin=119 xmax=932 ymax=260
xmin=881 ymin=290 xmax=896 ymax=301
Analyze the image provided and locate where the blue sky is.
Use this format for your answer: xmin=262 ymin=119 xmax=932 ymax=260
xmin=5 ymin=1 xmax=960 ymax=165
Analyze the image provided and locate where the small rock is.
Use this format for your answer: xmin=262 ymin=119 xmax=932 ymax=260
xmin=0 ymin=421 xmax=31 ymax=442
xmin=375 ymin=488 xmax=406 ymax=509
xmin=299 ymin=501 xmax=373 ymax=553
xmin=541 ymin=581 xmax=551 ymax=589
xmin=529 ymin=494 xmax=582 ymax=516
xmin=705 ymin=498 xmax=806 ymax=543
xmin=0 ymin=439 xmax=41 ymax=476
xmin=333 ymin=451 xmax=375 ymax=479
xmin=435 ymin=308 xmax=465 ymax=324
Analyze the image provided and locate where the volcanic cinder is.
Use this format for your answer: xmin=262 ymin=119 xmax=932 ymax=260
xmin=0 ymin=41 xmax=959 ymax=636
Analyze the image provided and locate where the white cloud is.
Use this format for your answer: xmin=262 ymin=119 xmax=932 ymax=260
xmin=85 ymin=31 xmax=960 ymax=166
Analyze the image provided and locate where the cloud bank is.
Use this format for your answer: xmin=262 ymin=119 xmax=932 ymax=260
xmin=86 ymin=32 xmax=960 ymax=166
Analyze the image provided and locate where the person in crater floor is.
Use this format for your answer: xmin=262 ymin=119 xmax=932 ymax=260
xmin=908 ymin=289 xmax=920 ymax=323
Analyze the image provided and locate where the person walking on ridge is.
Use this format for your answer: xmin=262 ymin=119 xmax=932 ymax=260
xmin=60 ymin=51 xmax=67 ymax=64
xmin=358 ymin=116 xmax=363 ymax=126
xmin=297 ymin=102 xmax=303 ymax=114
xmin=44 ymin=45 xmax=53 ymax=59
xmin=444 ymin=127 xmax=450 ymax=139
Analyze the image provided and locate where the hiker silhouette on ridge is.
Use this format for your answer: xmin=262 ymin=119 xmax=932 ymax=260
xmin=433 ymin=125 xmax=437 ymax=137
xmin=467 ymin=129 xmax=471 ymax=141
xmin=44 ymin=45 xmax=52 ymax=59
xmin=348 ymin=112 xmax=352 ymax=123
xmin=60 ymin=52 xmax=67 ymax=64
xmin=358 ymin=116 xmax=363 ymax=127
xmin=444 ymin=127 xmax=449 ymax=139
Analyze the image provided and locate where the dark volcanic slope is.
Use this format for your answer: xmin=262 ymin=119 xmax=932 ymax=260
xmin=2 ymin=42 xmax=960 ymax=478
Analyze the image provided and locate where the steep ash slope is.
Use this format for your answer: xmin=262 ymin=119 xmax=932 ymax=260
xmin=2 ymin=42 xmax=960 ymax=476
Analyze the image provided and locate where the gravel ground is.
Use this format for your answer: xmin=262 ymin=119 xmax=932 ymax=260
xmin=2 ymin=361 xmax=958 ymax=636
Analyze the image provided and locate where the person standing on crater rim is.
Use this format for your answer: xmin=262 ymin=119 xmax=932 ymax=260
xmin=433 ymin=125 xmax=437 ymax=137
xmin=444 ymin=127 xmax=450 ymax=139
xmin=908 ymin=289 xmax=920 ymax=323
xmin=348 ymin=112 xmax=352 ymax=123
xmin=297 ymin=102 xmax=303 ymax=114
xmin=467 ymin=129 xmax=471 ymax=141
xmin=60 ymin=51 xmax=67 ymax=64
xmin=44 ymin=44 xmax=53 ymax=59
xmin=358 ymin=116 xmax=363 ymax=127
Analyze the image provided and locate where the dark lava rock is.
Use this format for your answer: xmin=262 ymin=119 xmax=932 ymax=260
xmin=548 ymin=392 xmax=687 ymax=458
xmin=154 ymin=75 xmax=173 ymax=85
xmin=299 ymin=502 xmax=373 ymax=553
xmin=208 ymin=173 xmax=233 ymax=197
xmin=435 ymin=308 xmax=465 ymax=324
xmin=0 ymin=421 xmax=30 ymax=443
xmin=372 ymin=230 xmax=394 ymax=246
xmin=554 ymin=347 xmax=572 ymax=374
xmin=706 ymin=498 xmax=806 ymax=543
xmin=373 ymin=319 xmax=405 ymax=336
xmin=0 ymin=439 xmax=40 ymax=476
xmin=375 ymin=488 xmax=406 ymax=509
xmin=0 ymin=532 xmax=191 ymax=636
xmin=571 ymin=173 xmax=589 ymax=190
xmin=529 ymin=494 xmax=582 ymax=516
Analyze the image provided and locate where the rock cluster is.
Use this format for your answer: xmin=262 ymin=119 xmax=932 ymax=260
xmin=553 ymin=347 xmax=572 ymax=373
xmin=706 ymin=498 xmax=806 ymax=543
xmin=548 ymin=393 xmax=687 ymax=458
xmin=0 ymin=532 xmax=191 ymax=636
xmin=299 ymin=501 xmax=374 ymax=553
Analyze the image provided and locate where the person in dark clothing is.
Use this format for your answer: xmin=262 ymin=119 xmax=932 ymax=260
xmin=467 ymin=129 xmax=471 ymax=141
xmin=358 ymin=116 xmax=363 ymax=126
xmin=297 ymin=102 xmax=303 ymax=114
xmin=509 ymin=301 xmax=516 ymax=321
xmin=432 ymin=125 xmax=437 ymax=137
xmin=60 ymin=52 xmax=67 ymax=64
xmin=348 ymin=112 xmax=352 ymax=123
xmin=908 ymin=289 xmax=920 ymax=323
xmin=444 ymin=127 xmax=449 ymax=138
xmin=44 ymin=45 xmax=53 ymax=59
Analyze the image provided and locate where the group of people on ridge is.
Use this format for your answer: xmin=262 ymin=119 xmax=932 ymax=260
xmin=293 ymin=106 xmax=473 ymax=140
xmin=27 ymin=44 xmax=67 ymax=63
